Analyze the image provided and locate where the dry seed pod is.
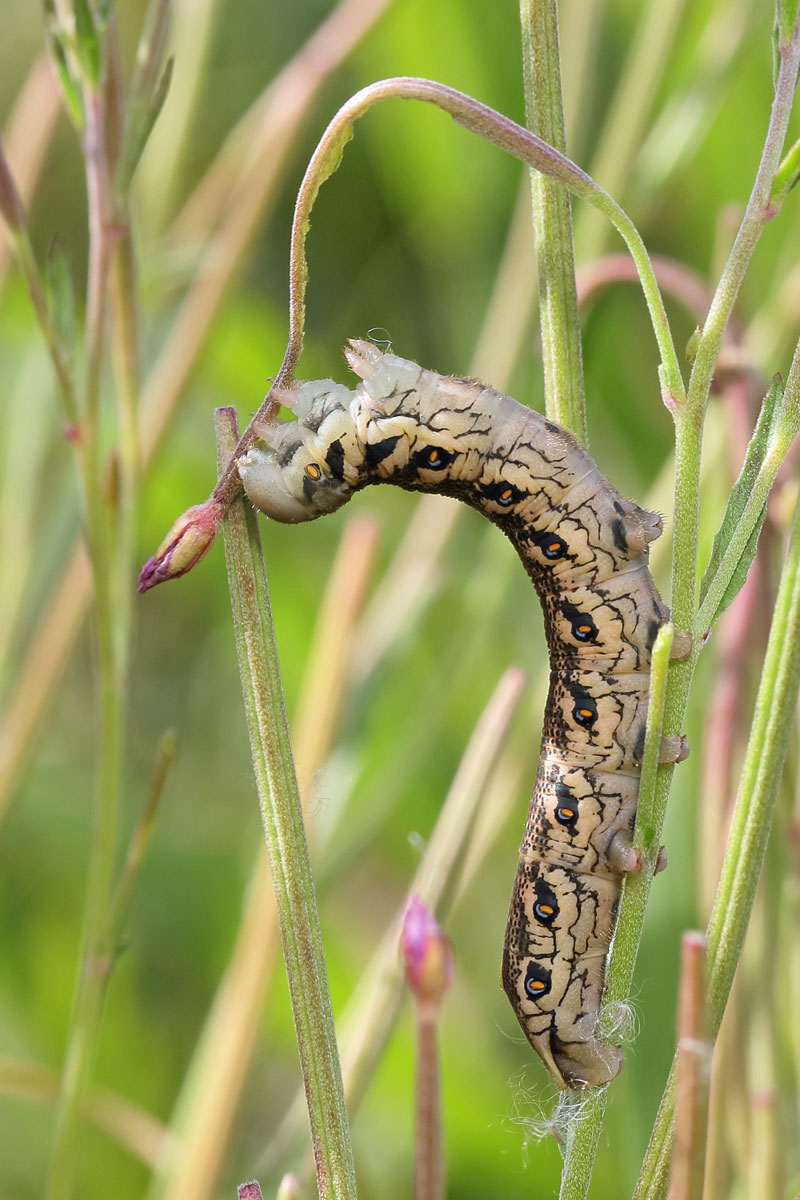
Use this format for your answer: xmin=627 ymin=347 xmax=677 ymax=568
xmin=239 ymin=342 xmax=675 ymax=1089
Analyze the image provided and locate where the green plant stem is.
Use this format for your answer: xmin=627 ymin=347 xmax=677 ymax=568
xmin=105 ymin=17 xmax=143 ymax=693
xmin=666 ymin=11 xmax=800 ymax=664
xmin=519 ymin=0 xmax=585 ymax=440
xmin=261 ymin=667 xmax=527 ymax=1177
xmin=49 ymin=732 xmax=173 ymax=1189
xmin=635 ymin=486 xmax=800 ymax=1199
xmin=106 ymin=730 xmax=177 ymax=946
xmin=216 ymin=407 xmax=357 ymax=1200
xmin=559 ymin=624 xmax=674 ymax=1200
xmin=46 ymin=59 xmax=129 ymax=1199
xmin=620 ymin=31 xmax=800 ymax=1191
xmin=211 ymin=75 xmax=683 ymax=510
xmin=686 ymin=16 xmax=800 ymax=427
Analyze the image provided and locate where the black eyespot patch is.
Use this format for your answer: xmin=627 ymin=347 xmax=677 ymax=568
xmin=554 ymin=781 xmax=578 ymax=828
xmin=524 ymin=960 xmax=552 ymax=1001
xmin=561 ymin=603 xmax=599 ymax=644
xmin=569 ymin=686 xmax=598 ymax=729
xmin=412 ymin=445 xmax=457 ymax=472
xmin=528 ymin=528 xmax=569 ymax=561
xmin=532 ymin=879 xmax=559 ymax=925
xmin=482 ymin=480 xmax=526 ymax=509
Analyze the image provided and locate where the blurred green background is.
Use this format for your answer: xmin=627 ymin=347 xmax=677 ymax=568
xmin=1 ymin=0 xmax=798 ymax=1197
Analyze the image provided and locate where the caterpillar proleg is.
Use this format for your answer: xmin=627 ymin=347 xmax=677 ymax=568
xmin=239 ymin=341 xmax=673 ymax=1089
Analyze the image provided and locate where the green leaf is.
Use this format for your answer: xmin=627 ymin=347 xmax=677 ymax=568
xmin=699 ymin=376 xmax=783 ymax=615
xmin=772 ymin=135 xmax=800 ymax=205
xmin=715 ymin=508 xmax=767 ymax=621
xmin=43 ymin=20 xmax=84 ymax=129
xmin=45 ymin=236 xmax=77 ymax=366
xmin=775 ymin=0 xmax=800 ymax=46
xmin=73 ymin=0 xmax=102 ymax=87
xmin=115 ymin=56 xmax=174 ymax=198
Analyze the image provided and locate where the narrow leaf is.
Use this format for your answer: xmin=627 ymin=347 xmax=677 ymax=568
xmin=44 ymin=23 xmax=85 ymax=129
xmin=772 ymin=135 xmax=800 ymax=204
xmin=73 ymin=0 xmax=102 ymax=87
xmin=699 ymin=376 xmax=783 ymax=607
xmin=712 ymin=507 xmax=767 ymax=623
xmin=115 ymin=56 xmax=174 ymax=197
xmin=776 ymin=0 xmax=800 ymax=45
xmin=45 ymin=237 xmax=77 ymax=364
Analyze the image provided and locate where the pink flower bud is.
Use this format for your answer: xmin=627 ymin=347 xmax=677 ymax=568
xmin=238 ymin=1183 xmax=264 ymax=1200
xmin=401 ymin=895 xmax=453 ymax=1012
xmin=137 ymin=500 xmax=224 ymax=593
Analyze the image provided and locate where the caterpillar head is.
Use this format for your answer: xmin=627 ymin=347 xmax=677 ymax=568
xmin=238 ymin=380 xmax=360 ymax=523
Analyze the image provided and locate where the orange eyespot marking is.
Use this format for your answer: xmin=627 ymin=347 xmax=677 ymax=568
xmin=305 ymin=463 xmax=322 ymax=480
xmin=501 ymin=488 xmax=513 ymax=501
xmin=428 ymin=449 xmax=439 ymax=463
xmin=578 ymin=624 xmax=592 ymax=635
xmin=548 ymin=542 xmax=561 ymax=553
xmin=579 ymin=709 xmax=593 ymax=720
xmin=530 ymin=979 xmax=546 ymax=992
xmin=538 ymin=904 xmax=554 ymax=916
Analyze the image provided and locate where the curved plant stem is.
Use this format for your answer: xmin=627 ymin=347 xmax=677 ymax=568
xmin=216 ymin=408 xmax=357 ymax=1200
xmin=211 ymin=75 xmax=683 ymax=511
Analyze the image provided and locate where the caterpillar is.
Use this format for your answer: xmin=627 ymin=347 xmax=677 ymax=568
xmin=238 ymin=340 xmax=687 ymax=1089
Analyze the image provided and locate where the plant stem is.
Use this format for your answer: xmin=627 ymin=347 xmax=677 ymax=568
xmin=685 ymin=15 xmax=800 ymax=426
xmin=261 ymin=668 xmax=527 ymax=1176
xmin=519 ymin=0 xmax=586 ymax=440
xmin=415 ymin=1014 xmax=443 ymax=1200
xmin=0 ymin=0 xmax=389 ymax=825
xmin=148 ymin=517 xmax=378 ymax=1200
xmin=666 ymin=10 xmax=800 ymax=666
xmin=635 ymin=485 xmax=800 ymax=1198
xmin=668 ymin=932 xmax=710 ymax=1200
xmin=559 ymin=624 xmax=674 ymax=1200
xmin=628 ymin=26 xmax=800 ymax=1190
xmin=216 ymin=408 xmax=357 ymax=1200
xmin=211 ymin=76 xmax=683 ymax=511
xmin=46 ymin=61 xmax=126 ymax=1197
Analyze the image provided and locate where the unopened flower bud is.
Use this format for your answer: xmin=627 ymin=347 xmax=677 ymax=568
xmin=238 ymin=1183 xmax=264 ymax=1200
xmin=137 ymin=500 xmax=224 ymax=593
xmin=401 ymin=895 xmax=453 ymax=1013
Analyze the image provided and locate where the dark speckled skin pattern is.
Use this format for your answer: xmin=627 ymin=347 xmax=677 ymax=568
xmin=238 ymin=342 xmax=669 ymax=1089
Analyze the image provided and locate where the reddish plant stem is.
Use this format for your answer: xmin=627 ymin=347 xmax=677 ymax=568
xmin=415 ymin=1014 xmax=444 ymax=1200
xmin=668 ymin=932 xmax=710 ymax=1200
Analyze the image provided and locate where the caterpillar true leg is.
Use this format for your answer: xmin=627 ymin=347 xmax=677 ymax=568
xmin=239 ymin=343 xmax=685 ymax=1089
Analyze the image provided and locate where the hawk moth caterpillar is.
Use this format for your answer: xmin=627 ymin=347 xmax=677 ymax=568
xmin=238 ymin=340 xmax=685 ymax=1089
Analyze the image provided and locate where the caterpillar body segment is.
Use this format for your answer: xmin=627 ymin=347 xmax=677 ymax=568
xmin=238 ymin=342 xmax=670 ymax=1089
